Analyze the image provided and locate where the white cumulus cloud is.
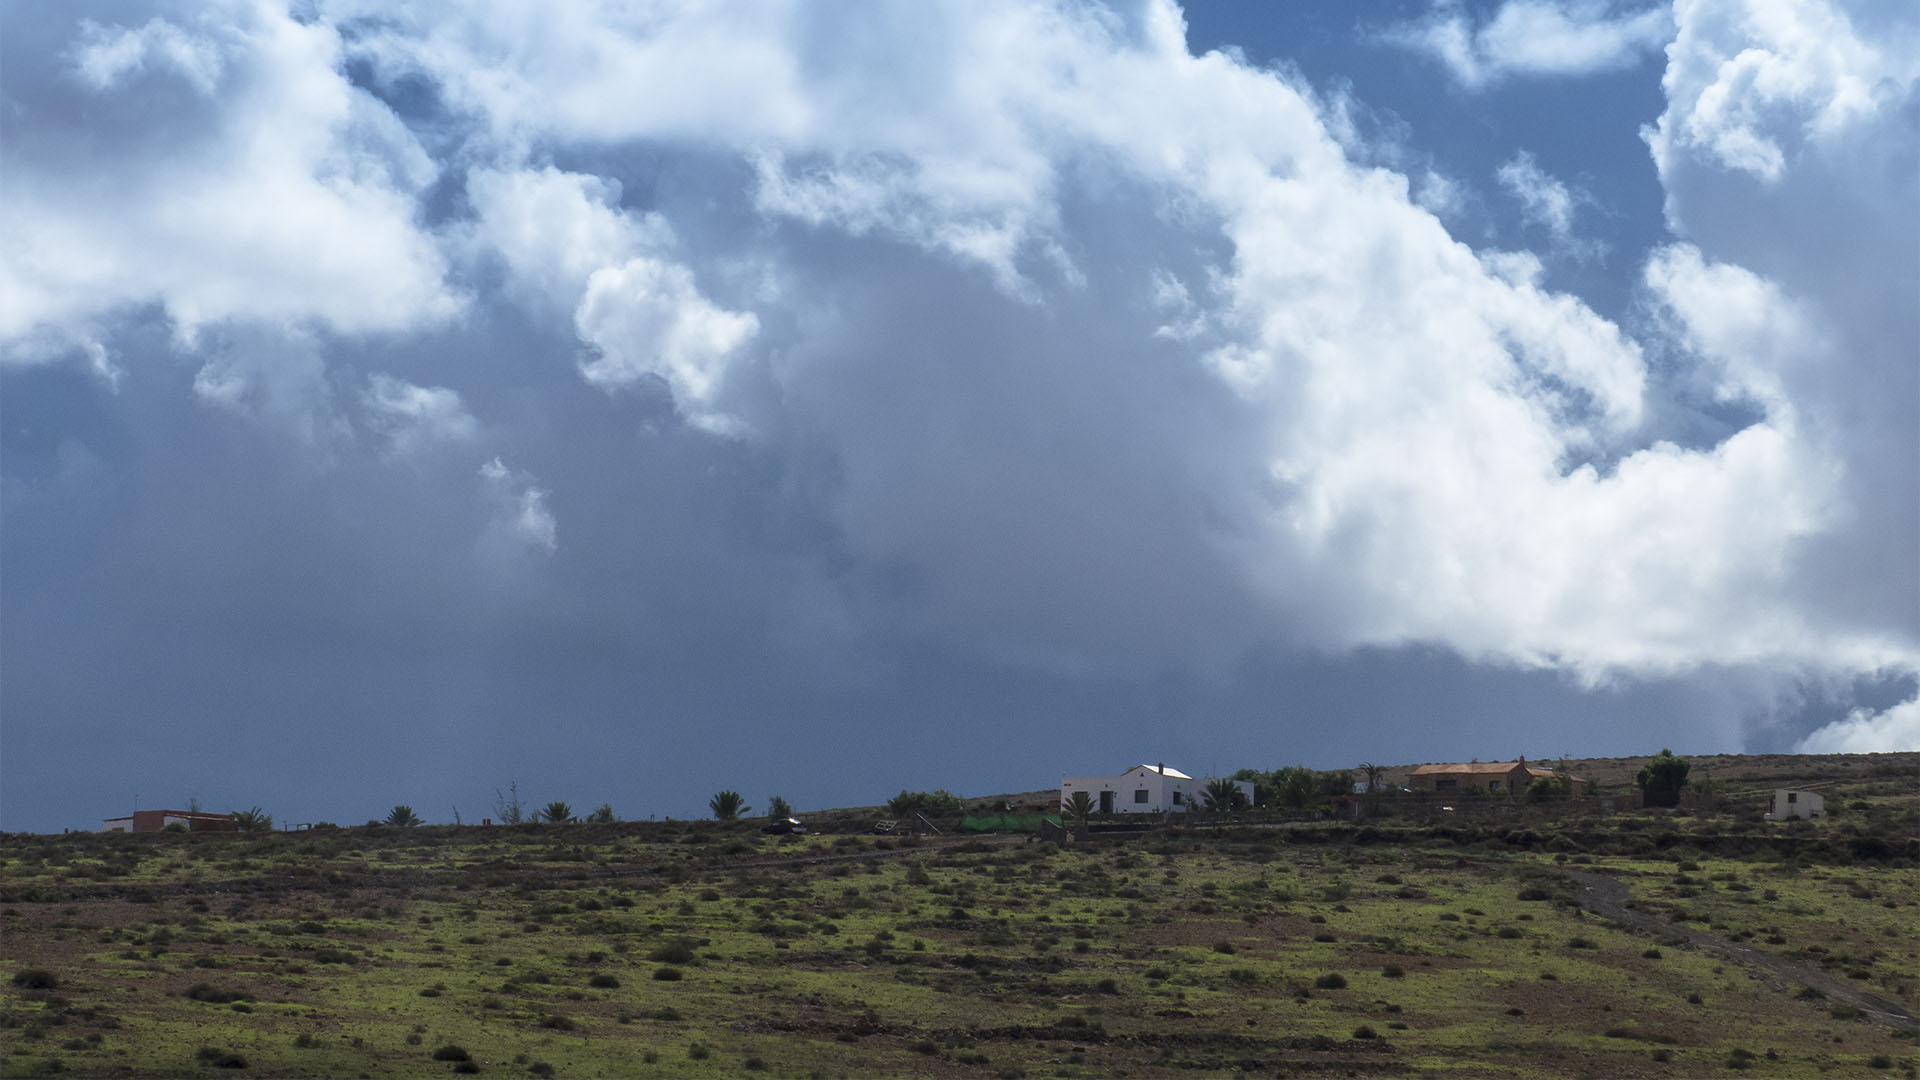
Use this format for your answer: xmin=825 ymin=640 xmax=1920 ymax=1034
xmin=1386 ymin=0 xmax=1674 ymax=88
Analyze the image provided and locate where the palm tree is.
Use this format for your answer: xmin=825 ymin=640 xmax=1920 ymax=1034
xmin=1062 ymin=790 xmax=1095 ymax=835
xmin=709 ymin=791 xmax=749 ymax=820
xmin=1358 ymin=762 xmax=1384 ymax=794
xmin=230 ymin=807 xmax=273 ymax=832
xmin=586 ymin=803 xmax=615 ymax=824
xmin=1202 ymin=778 xmax=1248 ymax=813
xmin=385 ymin=805 xmax=422 ymax=828
xmin=541 ymin=801 xmax=574 ymax=823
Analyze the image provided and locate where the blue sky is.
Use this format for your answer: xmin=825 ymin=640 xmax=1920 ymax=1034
xmin=3 ymin=0 xmax=1915 ymax=832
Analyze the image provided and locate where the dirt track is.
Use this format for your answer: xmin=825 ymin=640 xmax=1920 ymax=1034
xmin=1568 ymin=869 xmax=1916 ymax=1030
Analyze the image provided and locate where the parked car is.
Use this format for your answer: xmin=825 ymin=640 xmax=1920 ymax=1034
xmin=762 ymin=817 xmax=806 ymax=835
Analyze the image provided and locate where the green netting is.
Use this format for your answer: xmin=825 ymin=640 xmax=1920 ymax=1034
xmin=957 ymin=814 xmax=1063 ymax=833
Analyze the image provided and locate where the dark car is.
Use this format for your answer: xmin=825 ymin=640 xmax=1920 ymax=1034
xmin=762 ymin=817 xmax=806 ymax=835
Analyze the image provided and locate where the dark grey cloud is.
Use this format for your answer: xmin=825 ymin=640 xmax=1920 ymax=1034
xmin=3 ymin=0 xmax=1915 ymax=832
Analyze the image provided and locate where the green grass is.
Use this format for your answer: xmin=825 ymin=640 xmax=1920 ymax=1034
xmin=1 ymin=813 xmax=1914 ymax=1077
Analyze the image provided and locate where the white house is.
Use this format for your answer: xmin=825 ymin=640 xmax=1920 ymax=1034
xmin=1061 ymin=763 xmax=1255 ymax=815
xmin=1765 ymin=789 xmax=1825 ymax=821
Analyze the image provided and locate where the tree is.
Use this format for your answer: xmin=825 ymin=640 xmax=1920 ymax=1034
xmin=1271 ymin=765 xmax=1319 ymax=810
xmin=886 ymin=789 xmax=962 ymax=818
xmin=541 ymin=801 xmax=574 ymax=824
xmin=586 ymin=803 xmax=616 ymax=824
xmin=709 ymin=791 xmax=749 ymax=820
xmin=1202 ymin=778 xmax=1249 ymax=812
xmin=1636 ymin=749 xmax=1691 ymax=808
xmin=230 ymin=807 xmax=273 ymax=832
xmin=494 ymin=782 xmax=526 ymax=825
xmin=1358 ymin=763 xmax=1384 ymax=795
xmin=1231 ymin=768 xmax=1270 ymax=807
xmin=1063 ymin=790 xmax=1096 ymax=834
xmin=766 ymin=795 xmax=793 ymax=820
xmin=385 ymin=805 xmax=422 ymax=828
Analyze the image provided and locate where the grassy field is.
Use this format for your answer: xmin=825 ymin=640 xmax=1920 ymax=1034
xmin=2 ymin=757 xmax=1916 ymax=1078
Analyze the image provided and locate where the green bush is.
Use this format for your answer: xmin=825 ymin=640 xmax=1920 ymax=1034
xmin=431 ymin=1046 xmax=472 ymax=1062
xmin=1314 ymin=973 xmax=1347 ymax=990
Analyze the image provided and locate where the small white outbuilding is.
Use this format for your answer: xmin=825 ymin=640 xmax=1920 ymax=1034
xmin=1764 ymin=789 xmax=1825 ymax=821
xmin=1061 ymin=763 xmax=1254 ymax=815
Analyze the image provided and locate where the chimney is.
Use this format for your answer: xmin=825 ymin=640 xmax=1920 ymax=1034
xmin=1157 ymin=762 xmax=1164 ymax=774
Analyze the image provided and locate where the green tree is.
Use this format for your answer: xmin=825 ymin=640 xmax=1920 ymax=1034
xmin=1636 ymin=749 xmax=1691 ymax=806
xmin=385 ymin=805 xmax=422 ymax=828
xmin=541 ymin=801 xmax=574 ymax=824
xmin=1358 ymin=763 xmax=1384 ymax=794
xmin=766 ymin=795 xmax=793 ymax=820
xmin=586 ymin=803 xmax=616 ymax=824
xmin=1202 ymin=778 xmax=1249 ymax=812
xmin=1062 ymin=789 xmax=1095 ymax=826
xmin=709 ymin=791 xmax=749 ymax=820
xmin=230 ymin=807 xmax=273 ymax=832
xmin=1271 ymin=765 xmax=1319 ymax=809
xmin=886 ymin=789 xmax=962 ymax=818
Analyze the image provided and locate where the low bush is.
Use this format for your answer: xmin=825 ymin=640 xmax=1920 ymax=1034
xmin=431 ymin=1046 xmax=472 ymax=1062
xmin=10 ymin=970 xmax=56 ymax=990
xmin=648 ymin=939 xmax=696 ymax=964
xmin=1314 ymin=973 xmax=1347 ymax=990
xmin=587 ymin=974 xmax=620 ymax=989
xmin=184 ymin=984 xmax=252 ymax=1004
xmin=195 ymin=1047 xmax=248 ymax=1069
xmin=653 ymin=967 xmax=683 ymax=981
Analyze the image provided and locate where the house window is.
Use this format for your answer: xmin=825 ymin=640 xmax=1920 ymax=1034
xmin=1787 ymin=793 xmax=1797 ymax=803
xmin=1488 ymin=781 xmax=1501 ymax=792
xmin=1436 ymin=779 xmax=1458 ymax=791
xmin=1134 ymin=789 xmax=1149 ymax=804
xmin=1172 ymin=791 xmax=1183 ymax=805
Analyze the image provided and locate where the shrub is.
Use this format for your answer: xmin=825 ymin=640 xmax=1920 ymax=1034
xmin=1642 ymin=948 xmax=1662 ymax=959
xmin=184 ymin=984 xmax=252 ymax=1004
xmin=432 ymin=1046 xmax=472 ymax=1062
xmin=1212 ymin=941 xmax=1236 ymax=954
xmin=1381 ymin=964 xmax=1405 ymax=979
xmin=1517 ymin=887 xmax=1553 ymax=901
xmin=1567 ymin=936 xmax=1597 ymax=950
xmin=453 ymin=1062 xmax=480 ymax=1075
xmin=195 ymin=1048 xmax=248 ymax=1069
xmin=10 ymin=970 xmax=56 ymax=990
xmin=649 ymin=940 xmax=696 ymax=964
xmin=538 ymin=1014 xmax=574 ymax=1031
xmin=1314 ymin=973 xmax=1347 ymax=990
xmin=1352 ymin=1025 xmax=1377 ymax=1039
xmin=312 ymin=949 xmax=354 ymax=964
xmin=1497 ymin=926 xmax=1523 ymax=939
xmin=688 ymin=1043 xmax=711 ymax=1060
xmin=587 ymin=974 xmax=620 ymax=989
xmin=653 ymin=967 xmax=683 ymax=981
xmin=529 ymin=1064 xmax=556 ymax=1078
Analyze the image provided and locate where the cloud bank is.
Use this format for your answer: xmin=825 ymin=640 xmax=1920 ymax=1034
xmin=1 ymin=0 xmax=1914 ymax=831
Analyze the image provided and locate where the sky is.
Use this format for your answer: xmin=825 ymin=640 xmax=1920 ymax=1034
xmin=2 ymin=0 xmax=1915 ymax=833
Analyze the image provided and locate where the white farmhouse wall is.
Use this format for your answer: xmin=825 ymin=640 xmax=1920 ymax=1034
xmin=1062 ymin=765 xmax=1254 ymax=815
xmin=1765 ymin=790 xmax=1825 ymax=821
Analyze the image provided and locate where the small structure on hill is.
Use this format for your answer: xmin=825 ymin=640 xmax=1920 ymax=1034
xmin=1410 ymin=760 xmax=1589 ymax=797
xmin=1764 ymin=789 xmax=1825 ymax=821
xmin=102 ymin=810 xmax=235 ymax=833
xmin=1061 ymin=763 xmax=1253 ymax=815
